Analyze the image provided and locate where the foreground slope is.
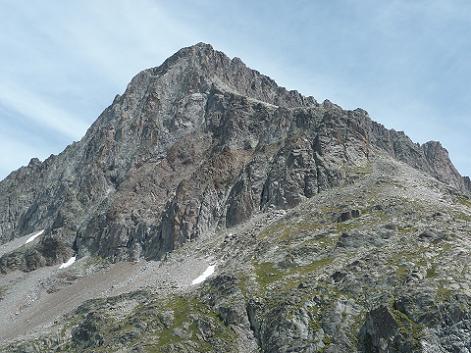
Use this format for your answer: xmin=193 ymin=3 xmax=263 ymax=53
xmin=1 ymin=43 xmax=471 ymax=352
xmin=3 ymin=154 xmax=471 ymax=352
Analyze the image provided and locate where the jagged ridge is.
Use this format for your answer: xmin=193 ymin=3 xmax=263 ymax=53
xmin=0 ymin=43 xmax=469 ymax=273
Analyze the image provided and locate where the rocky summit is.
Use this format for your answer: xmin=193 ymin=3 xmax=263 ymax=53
xmin=1 ymin=43 xmax=471 ymax=353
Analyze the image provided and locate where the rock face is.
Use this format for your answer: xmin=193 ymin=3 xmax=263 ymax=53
xmin=2 ymin=43 xmax=471 ymax=353
xmin=0 ymin=43 xmax=468 ymax=273
xmin=422 ymin=141 xmax=469 ymax=191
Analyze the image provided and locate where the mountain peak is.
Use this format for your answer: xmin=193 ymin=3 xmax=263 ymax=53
xmin=2 ymin=43 xmax=471 ymax=352
xmin=122 ymin=43 xmax=318 ymax=111
xmin=187 ymin=41 xmax=214 ymax=51
xmin=170 ymin=42 xmax=217 ymax=60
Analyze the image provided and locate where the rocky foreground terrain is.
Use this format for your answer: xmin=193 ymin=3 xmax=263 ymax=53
xmin=1 ymin=43 xmax=471 ymax=353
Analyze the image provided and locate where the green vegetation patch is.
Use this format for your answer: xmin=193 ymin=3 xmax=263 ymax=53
xmin=390 ymin=307 xmax=424 ymax=344
xmin=457 ymin=196 xmax=471 ymax=208
xmin=398 ymin=226 xmax=418 ymax=234
xmin=258 ymin=220 xmax=322 ymax=241
xmin=254 ymin=262 xmax=285 ymax=291
xmin=426 ymin=264 xmax=438 ymax=279
xmin=145 ymin=295 xmax=236 ymax=353
xmin=436 ymin=283 xmax=453 ymax=302
xmin=254 ymin=257 xmax=334 ymax=292
xmin=454 ymin=212 xmax=471 ymax=223
xmin=46 ymin=290 xmax=236 ymax=353
xmin=395 ymin=265 xmax=409 ymax=282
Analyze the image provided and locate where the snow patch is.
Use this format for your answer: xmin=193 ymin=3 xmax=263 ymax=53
xmin=191 ymin=264 xmax=215 ymax=285
xmin=25 ymin=230 xmax=44 ymax=244
xmin=59 ymin=256 xmax=76 ymax=269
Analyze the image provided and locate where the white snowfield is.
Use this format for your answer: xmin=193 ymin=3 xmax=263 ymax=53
xmin=25 ymin=230 xmax=44 ymax=244
xmin=191 ymin=264 xmax=215 ymax=285
xmin=59 ymin=256 xmax=76 ymax=269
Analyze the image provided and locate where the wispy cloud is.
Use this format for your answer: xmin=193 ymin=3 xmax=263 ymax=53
xmin=0 ymin=83 xmax=88 ymax=140
xmin=0 ymin=0 xmax=199 ymax=179
xmin=0 ymin=0 xmax=470 ymax=179
xmin=0 ymin=133 xmax=49 ymax=179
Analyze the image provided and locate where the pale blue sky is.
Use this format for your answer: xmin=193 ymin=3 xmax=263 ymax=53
xmin=1 ymin=0 xmax=470 ymax=180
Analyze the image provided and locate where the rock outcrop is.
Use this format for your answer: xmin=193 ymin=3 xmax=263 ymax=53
xmin=0 ymin=43 xmax=469 ymax=275
xmin=2 ymin=44 xmax=471 ymax=353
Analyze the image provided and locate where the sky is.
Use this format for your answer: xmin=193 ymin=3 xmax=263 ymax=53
xmin=1 ymin=0 xmax=470 ymax=180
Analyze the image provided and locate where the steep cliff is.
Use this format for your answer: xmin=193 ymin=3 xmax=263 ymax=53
xmin=0 ymin=43 xmax=468 ymax=274
xmin=2 ymin=43 xmax=471 ymax=353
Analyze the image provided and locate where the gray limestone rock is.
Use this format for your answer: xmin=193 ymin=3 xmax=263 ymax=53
xmin=1 ymin=43 xmax=469 ymax=273
xmin=1 ymin=43 xmax=471 ymax=353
